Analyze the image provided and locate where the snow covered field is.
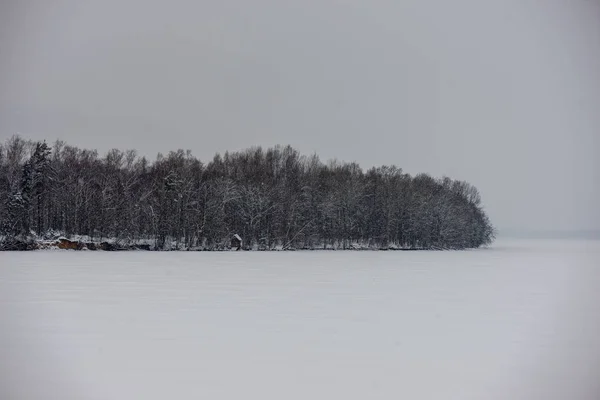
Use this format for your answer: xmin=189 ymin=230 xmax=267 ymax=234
xmin=1 ymin=239 xmax=600 ymax=400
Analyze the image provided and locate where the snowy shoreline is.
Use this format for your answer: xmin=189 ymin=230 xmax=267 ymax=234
xmin=1 ymin=236 xmax=478 ymax=252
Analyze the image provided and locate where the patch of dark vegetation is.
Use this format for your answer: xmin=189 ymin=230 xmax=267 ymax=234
xmin=1 ymin=137 xmax=495 ymax=251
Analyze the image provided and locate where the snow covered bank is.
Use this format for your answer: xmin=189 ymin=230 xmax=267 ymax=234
xmin=0 ymin=235 xmax=487 ymax=251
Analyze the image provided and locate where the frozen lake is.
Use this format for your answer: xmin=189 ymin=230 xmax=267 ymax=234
xmin=1 ymin=239 xmax=599 ymax=399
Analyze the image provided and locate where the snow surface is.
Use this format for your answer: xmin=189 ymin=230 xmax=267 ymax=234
xmin=1 ymin=239 xmax=600 ymax=400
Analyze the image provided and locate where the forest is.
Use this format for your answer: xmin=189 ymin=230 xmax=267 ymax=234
xmin=0 ymin=136 xmax=494 ymax=250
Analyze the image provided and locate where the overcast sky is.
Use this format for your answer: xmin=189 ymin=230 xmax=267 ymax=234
xmin=1 ymin=0 xmax=598 ymax=232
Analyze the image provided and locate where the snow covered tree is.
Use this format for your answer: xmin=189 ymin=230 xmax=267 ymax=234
xmin=0 ymin=136 xmax=495 ymax=250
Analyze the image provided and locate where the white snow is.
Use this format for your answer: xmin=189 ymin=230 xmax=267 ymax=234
xmin=1 ymin=239 xmax=600 ymax=400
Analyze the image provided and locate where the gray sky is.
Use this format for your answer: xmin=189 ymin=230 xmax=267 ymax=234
xmin=1 ymin=0 xmax=599 ymax=232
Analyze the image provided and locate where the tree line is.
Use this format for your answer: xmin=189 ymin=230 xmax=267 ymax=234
xmin=0 ymin=136 xmax=494 ymax=250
